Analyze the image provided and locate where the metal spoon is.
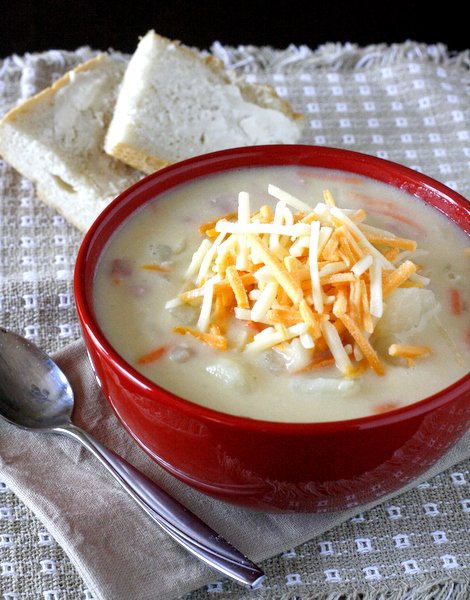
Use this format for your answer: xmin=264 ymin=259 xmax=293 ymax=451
xmin=0 ymin=327 xmax=265 ymax=587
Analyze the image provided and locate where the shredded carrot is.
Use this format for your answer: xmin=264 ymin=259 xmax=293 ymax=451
xmin=353 ymin=196 xmax=426 ymax=232
xmin=370 ymin=207 xmax=424 ymax=233
xmin=450 ymin=288 xmax=463 ymax=315
xmin=296 ymin=170 xmax=363 ymax=185
xmin=141 ymin=264 xmax=170 ymax=273
xmin=137 ymin=346 xmax=167 ymax=365
xmin=373 ymin=401 xmax=400 ymax=414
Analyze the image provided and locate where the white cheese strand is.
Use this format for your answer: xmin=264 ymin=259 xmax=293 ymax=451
xmin=236 ymin=191 xmax=251 ymax=271
xmin=196 ymin=278 xmax=215 ymax=332
xmin=369 ymin=258 xmax=383 ymax=318
xmin=234 ymin=307 xmax=270 ymax=324
xmin=317 ymin=225 xmax=333 ymax=255
xmin=330 ymin=206 xmax=395 ymax=269
xmin=269 ymin=197 xmax=286 ymax=251
xmin=351 ymin=254 xmax=374 ymax=277
xmin=197 ymin=232 xmax=226 ymax=284
xmin=309 ymin=220 xmax=323 ymax=313
xmin=320 ymin=320 xmax=353 ymax=374
xmin=216 ymin=221 xmax=312 ymax=237
xmin=268 ymin=184 xmax=314 ymax=214
xmin=238 ymin=191 xmax=251 ymax=222
xmin=251 ymin=281 xmax=279 ymax=322
xmin=244 ymin=323 xmax=309 ymax=353
xmin=186 ymin=238 xmax=212 ymax=279
xmin=318 ymin=260 xmax=348 ymax=278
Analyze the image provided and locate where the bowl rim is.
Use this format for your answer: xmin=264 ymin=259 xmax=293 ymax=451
xmin=74 ymin=144 xmax=470 ymax=434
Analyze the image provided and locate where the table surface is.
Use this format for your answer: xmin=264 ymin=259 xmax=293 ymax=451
xmin=1 ymin=40 xmax=470 ymax=600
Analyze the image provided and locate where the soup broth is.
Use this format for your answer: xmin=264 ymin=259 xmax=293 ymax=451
xmin=93 ymin=166 xmax=470 ymax=422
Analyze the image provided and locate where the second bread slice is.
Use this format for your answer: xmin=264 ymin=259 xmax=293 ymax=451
xmin=104 ymin=31 xmax=306 ymax=174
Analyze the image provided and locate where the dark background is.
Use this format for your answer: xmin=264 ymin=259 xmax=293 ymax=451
xmin=2 ymin=0 xmax=467 ymax=58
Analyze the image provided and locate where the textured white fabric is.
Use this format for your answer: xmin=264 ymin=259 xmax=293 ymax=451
xmin=0 ymin=41 xmax=470 ymax=600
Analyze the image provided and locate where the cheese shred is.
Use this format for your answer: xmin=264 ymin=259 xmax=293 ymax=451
xmin=168 ymin=185 xmax=429 ymax=378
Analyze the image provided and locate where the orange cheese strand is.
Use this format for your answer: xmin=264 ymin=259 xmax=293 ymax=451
xmin=174 ymin=326 xmax=227 ymax=350
xmin=382 ymin=260 xmax=417 ymax=297
xmin=336 ymin=312 xmax=385 ymax=375
xmin=389 ymin=344 xmax=431 ymax=358
xmin=246 ymin=233 xmax=303 ymax=305
xmin=198 ymin=211 xmax=237 ymax=234
xmin=226 ymin=265 xmax=250 ymax=309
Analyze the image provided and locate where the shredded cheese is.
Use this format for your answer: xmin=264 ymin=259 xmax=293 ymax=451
xmin=268 ymin=184 xmax=314 ymax=213
xmin=168 ymin=185 xmax=428 ymax=379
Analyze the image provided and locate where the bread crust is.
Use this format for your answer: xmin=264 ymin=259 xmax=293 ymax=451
xmin=108 ymin=140 xmax=171 ymax=174
xmin=1 ymin=54 xmax=108 ymax=125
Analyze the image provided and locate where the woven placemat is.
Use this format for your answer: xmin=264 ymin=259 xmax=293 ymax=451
xmin=1 ymin=40 xmax=470 ymax=600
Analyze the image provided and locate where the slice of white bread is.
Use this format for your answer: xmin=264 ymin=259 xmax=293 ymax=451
xmin=104 ymin=31 xmax=307 ymax=174
xmin=0 ymin=54 xmax=142 ymax=231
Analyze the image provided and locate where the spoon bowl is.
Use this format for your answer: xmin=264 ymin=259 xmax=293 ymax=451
xmin=0 ymin=330 xmax=73 ymax=430
xmin=0 ymin=327 xmax=264 ymax=587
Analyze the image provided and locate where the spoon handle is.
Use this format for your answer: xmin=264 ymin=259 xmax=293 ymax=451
xmin=54 ymin=422 xmax=265 ymax=587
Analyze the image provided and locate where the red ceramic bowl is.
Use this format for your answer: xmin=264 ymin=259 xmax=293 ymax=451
xmin=74 ymin=145 xmax=470 ymax=513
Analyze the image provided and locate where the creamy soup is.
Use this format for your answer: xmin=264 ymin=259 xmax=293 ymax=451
xmin=93 ymin=166 xmax=470 ymax=422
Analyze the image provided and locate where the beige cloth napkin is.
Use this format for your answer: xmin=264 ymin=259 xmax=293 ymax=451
xmin=0 ymin=338 xmax=470 ymax=600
